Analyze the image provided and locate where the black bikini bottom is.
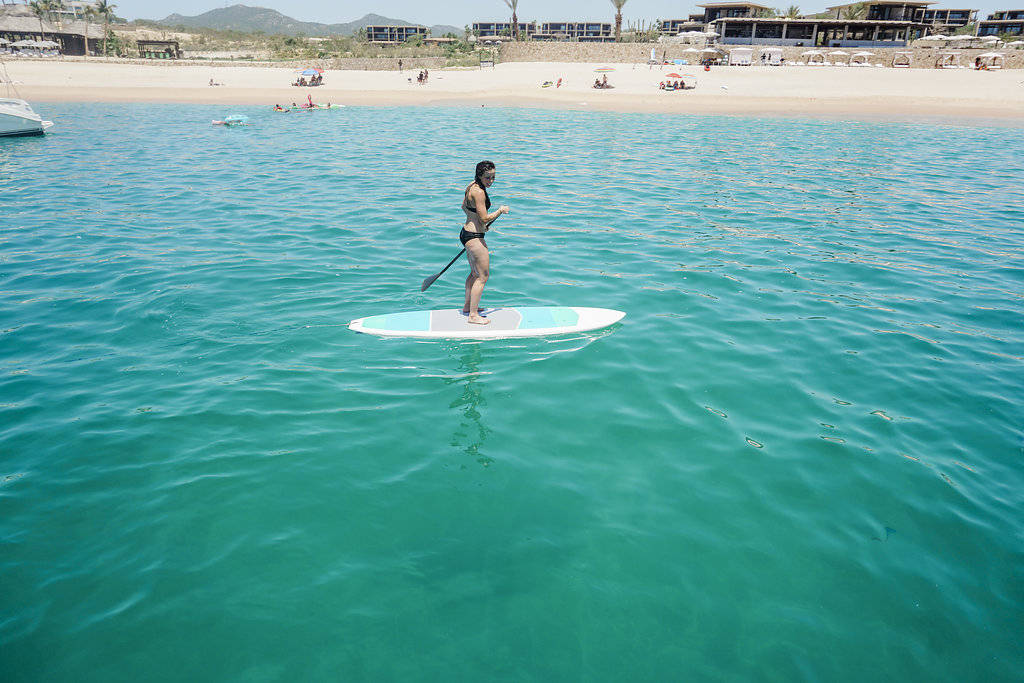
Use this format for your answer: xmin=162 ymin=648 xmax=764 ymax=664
xmin=460 ymin=229 xmax=486 ymax=246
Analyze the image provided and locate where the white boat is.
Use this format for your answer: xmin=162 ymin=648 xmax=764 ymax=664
xmin=0 ymin=98 xmax=53 ymax=137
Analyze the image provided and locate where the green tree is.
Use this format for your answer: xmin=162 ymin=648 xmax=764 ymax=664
xmin=28 ymin=0 xmax=49 ymax=42
xmin=841 ymin=2 xmax=867 ymax=20
xmin=95 ymin=0 xmax=117 ymax=56
xmin=503 ymin=0 xmax=520 ymax=40
xmin=784 ymin=5 xmax=802 ymax=18
xmin=610 ymin=0 xmax=628 ymax=41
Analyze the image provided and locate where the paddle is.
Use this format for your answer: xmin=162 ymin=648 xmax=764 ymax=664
xmin=420 ymin=215 xmax=501 ymax=292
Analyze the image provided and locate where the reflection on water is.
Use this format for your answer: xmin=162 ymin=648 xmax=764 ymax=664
xmin=443 ymin=343 xmax=492 ymax=467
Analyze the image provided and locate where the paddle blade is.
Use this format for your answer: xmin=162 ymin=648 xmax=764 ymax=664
xmin=421 ymin=273 xmax=441 ymax=292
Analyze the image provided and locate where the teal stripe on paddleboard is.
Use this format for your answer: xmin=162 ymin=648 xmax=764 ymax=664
xmin=361 ymin=311 xmax=431 ymax=331
xmin=516 ymin=307 xmax=579 ymax=330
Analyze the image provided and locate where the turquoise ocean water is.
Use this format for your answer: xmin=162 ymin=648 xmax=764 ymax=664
xmin=2 ymin=104 xmax=1023 ymax=680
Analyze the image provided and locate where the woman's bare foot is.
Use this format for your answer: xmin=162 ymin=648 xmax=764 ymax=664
xmin=467 ymin=315 xmax=490 ymax=325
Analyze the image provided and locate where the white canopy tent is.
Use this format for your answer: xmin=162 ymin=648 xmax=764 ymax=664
xmin=892 ymin=51 xmax=912 ymax=68
xmin=729 ymin=47 xmax=753 ymax=66
xmin=802 ymin=50 xmax=826 ymax=65
xmin=851 ymin=51 xmax=874 ymax=66
xmin=975 ymin=52 xmax=1005 ymax=69
xmin=760 ymin=46 xmax=783 ymax=65
xmin=829 ymin=50 xmax=849 ymax=66
xmin=936 ymin=52 xmax=961 ymax=68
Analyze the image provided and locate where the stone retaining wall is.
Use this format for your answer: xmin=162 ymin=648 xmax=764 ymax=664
xmin=499 ymin=41 xmax=1024 ymax=69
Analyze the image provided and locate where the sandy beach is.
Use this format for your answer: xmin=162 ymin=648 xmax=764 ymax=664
xmin=6 ymin=58 xmax=1024 ymax=120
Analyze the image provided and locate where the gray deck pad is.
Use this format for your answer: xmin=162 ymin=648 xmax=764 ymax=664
xmin=430 ymin=308 xmax=522 ymax=332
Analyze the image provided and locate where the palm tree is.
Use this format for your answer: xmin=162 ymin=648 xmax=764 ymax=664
xmin=29 ymin=0 xmax=49 ymax=42
xmin=610 ymin=0 xmax=628 ymax=41
xmin=841 ymin=2 xmax=867 ymax=20
xmin=503 ymin=0 xmax=519 ymax=40
xmin=784 ymin=5 xmax=802 ymax=18
xmin=83 ymin=5 xmax=98 ymax=56
xmin=95 ymin=0 xmax=117 ymax=57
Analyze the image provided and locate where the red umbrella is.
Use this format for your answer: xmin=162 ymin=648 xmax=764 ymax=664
xmin=665 ymin=72 xmax=683 ymax=79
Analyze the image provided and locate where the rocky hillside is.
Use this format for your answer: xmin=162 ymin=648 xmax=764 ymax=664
xmin=157 ymin=4 xmax=461 ymax=37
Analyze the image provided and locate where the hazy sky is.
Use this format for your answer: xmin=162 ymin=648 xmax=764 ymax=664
xmin=114 ymin=1 xmax=1005 ymax=28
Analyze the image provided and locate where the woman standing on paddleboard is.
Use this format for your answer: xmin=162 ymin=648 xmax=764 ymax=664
xmin=460 ymin=161 xmax=509 ymax=325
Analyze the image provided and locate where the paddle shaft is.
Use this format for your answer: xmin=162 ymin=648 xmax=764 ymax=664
xmin=420 ymin=214 xmax=502 ymax=292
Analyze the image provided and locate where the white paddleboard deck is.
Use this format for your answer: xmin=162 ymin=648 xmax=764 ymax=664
xmin=349 ymin=306 xmax=625 ymax=339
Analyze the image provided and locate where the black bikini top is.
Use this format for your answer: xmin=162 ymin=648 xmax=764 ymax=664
xmin=463 ymin=180 xmax=491 ymax=213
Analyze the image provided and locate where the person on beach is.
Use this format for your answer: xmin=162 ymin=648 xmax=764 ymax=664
xmin=460 ymin=161 xmax=509 ymax=325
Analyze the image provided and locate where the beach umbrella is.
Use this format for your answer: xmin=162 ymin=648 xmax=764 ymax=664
xmin=947 ymin=35 xmax=972 ymax=41
xmin=594 ymin=66 xmax=615 ymax=73
xmin=918 ymin=34 xmax=946 ymax=41
xmin=853 ymin=51 xmax=874 ymax=56
xmin=36 ymin=40 xmax=59 ymax=47
xmin=1006 ymin=40 xmax=1024 ymax=46
xmin=0 ymin=38 xmax=8 ymax=45
xmin=830 ymin=50 xmax=849 ymax=55
xmin=979 ymin=36 xmax=1000 ymax=42
xmin=665 ymin=72 xmax=684 ymax=79
xmin=801 ymin=50 xmax=822 ymax=56
xmin=297 ymin=67 xmax=324 ymax=75
xmin=683 ymin=47 xmax=700 ymax=53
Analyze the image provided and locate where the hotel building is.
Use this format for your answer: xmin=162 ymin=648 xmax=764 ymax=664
xmin=366 ymin=25 xmax=428 ymax=44
xmin=471 ymin=22 xmax=537 ymax=38
xmin=713 ymin=2 xmax=932 ymax=46
xmin=976 ymin=9 xmax=1024 ymax=35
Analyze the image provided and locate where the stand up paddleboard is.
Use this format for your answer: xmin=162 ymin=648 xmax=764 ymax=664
xmin=349 ymin=306 xmax=625 ymax=340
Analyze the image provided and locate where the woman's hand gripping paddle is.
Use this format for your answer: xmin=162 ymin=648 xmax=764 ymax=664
xmin=421 ymin=214 xmax=501 ymax=292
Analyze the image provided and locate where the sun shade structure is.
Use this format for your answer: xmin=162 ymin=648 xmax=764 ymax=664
xmin=936 ymin=51 xmax=961 ymax=68
xmin=892 ymin=51 xmax=912 ymax=67
xmin=594 ymin=66 xmax=615 ymax=72
xmin=975 ymin=52 xmax=1005 ymax=69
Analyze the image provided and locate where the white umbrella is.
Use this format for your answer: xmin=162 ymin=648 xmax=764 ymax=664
xmin=1006 ymin=40 xmax=1024 ymax=46
xmin=830 ymin=50 xmax=849 ymax=55
xmin=918 ymin=34 xmax=947 ymax=41
xmin=0 ymin=38 xmax=8 ymax=45
xmin=703 ymin=30 xmax=719 ymax=37
xmin=977 ymin=52 xmax=1004 ymax=57
xmin=36 ymin=40 xmax=59 ymax=48
xmin=802 ymin=50 xmax=822 ymax=56
xmin=853 ymin=51 xmax=874 ymax=56
xmin=11 ymin=40 xmax=36 ymax=47
xmin=947 ymin=35 xmax=973 ymax=41
xmin=683 ymin=47 xmax=700 ymax=53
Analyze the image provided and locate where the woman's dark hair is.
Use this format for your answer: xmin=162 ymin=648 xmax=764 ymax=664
xmin=474 ymin=160 xmax=496 ymax=186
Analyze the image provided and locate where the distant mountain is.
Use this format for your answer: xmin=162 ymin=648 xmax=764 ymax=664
xmin=157 ymin=4 xmax=462 ymax=37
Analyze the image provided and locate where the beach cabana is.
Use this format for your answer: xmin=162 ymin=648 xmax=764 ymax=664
xmin=936 ymin=52 xmax=961 ymax=69
xmin=728 ymin=47 xmax=753 ymax=66
xmin=1006 ymin=40 xmax=1024 ymax=49
xmin=975 ymin=52 xmax=1005 ymax=70
xmin=829 ymin=50 xmax=849 ymax=66
xmin=892 ymin=51 xmax=912 ymax=68
xmin=760 ymin=47 xmax=783 ymax=65
xmin=700 ymin=47 xmax=724 ymax=65
xmin=851 ymin=51 xmax=874 ymax=66
xmin=802 ymin=50 xmax=826 ymax=66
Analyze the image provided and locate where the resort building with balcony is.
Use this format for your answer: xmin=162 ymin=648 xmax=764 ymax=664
xmin=366 ymin=25 xmax=428 ymax=44
xmin=976 ymin=9 xmax=1024 ymax=35
xmin=533 ymin=22 xmax=614 ymax=41
xmin=696 ymin=2 xmax=774 ymax=22
xmin=661 ymin=16 xmax=709 ymax=34
xmin=920 ymin=8 xmax=978 ymax=30
xmin=471 ymin=22 xmax=537 ymax=38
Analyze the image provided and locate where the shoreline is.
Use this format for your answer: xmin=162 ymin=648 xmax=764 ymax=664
xmin=7 ymin=60 xmax=1024 ymax=122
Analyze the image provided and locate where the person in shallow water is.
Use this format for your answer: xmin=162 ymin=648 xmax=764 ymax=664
xmin=460 ymin=160 xmax=509 ymax=325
